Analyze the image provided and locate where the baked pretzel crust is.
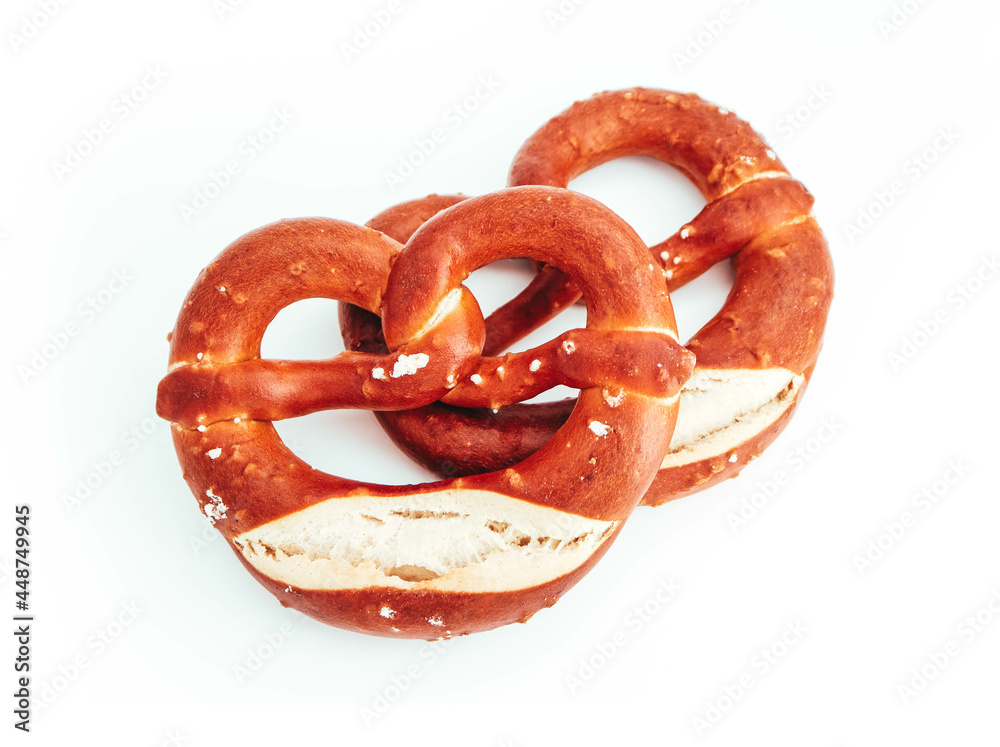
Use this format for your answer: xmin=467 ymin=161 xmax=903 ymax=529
xmin=342 ymin=89 xmax=833 ymax=503
xmin=158 ymin=187 xmax=694 ymax=637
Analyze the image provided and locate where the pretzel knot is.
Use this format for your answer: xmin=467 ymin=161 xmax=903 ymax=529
xmin=156 ymin=186 xmax=694 ymax=638
xmin=342 ymin=88 xmax=834 ymax=504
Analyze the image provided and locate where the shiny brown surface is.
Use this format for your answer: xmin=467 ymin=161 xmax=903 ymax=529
xmin=157 ymin=187 xmax=692 ymax=636
xmin=342 ymin=89 xmax=834 ymax=503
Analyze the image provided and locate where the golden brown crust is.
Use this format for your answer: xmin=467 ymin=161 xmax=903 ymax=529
xmin=508 ymin=88 xmax=786 ymax=201
xmin=158 ymin=187 xmax=693 ymax=637
xmin=686 ymin=219 xmax=833 ymax=373
xmin=156 ymin=218 xmax=486 ymax=428
xmin=366 ymin=193 xmax=468 ymax=240
xmin=340 ymin=89 xmax=834 ymax=504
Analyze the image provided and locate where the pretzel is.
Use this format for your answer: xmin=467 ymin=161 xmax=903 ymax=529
xmin=342 ymin=88 xmax=834 ymax=503
xmin=156 ymin=186 xmax=694 ymax=638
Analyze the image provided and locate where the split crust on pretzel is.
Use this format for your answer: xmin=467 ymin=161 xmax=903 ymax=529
xmin=342 ymin=88 xmax=833 ymax=503
xmin=156 ymin=187 xmax=693 ymax=638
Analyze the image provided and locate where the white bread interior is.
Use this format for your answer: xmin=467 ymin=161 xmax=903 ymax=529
xmin=233 ymin=489 xmax=616 ymax=594
xmin=663 ymin=367 xmax=804 ymax=467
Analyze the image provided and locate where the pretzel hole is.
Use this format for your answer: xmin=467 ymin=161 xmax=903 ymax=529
xmin=260 ymin=298 xmax=345 ymax=360
xmin=272 ymin=408 xmax=436 ymax=485
xmin=670 ymin=262 xmax=735 ymax=344
xmin=464 ymin=259 xmax=586 ymax=404
xmin=260 ymin=299 xmax=440 ymax=484
xmin=569 ymin=156 xmax=736 ymax=344
xmin=461 ymin=258 xmax=539 ymax=320
xmin=569 ymin=156 xmax=704 ymax=254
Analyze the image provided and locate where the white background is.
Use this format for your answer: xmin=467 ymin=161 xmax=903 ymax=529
xmin=3 ymin=0 xmax=998 ymax=744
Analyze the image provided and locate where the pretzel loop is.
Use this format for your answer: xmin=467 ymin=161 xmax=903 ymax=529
xmin=156 ymin=218 xmax=485 ymax=429
xmin=342 ymin=89 xmax=833 ymax=504
xmin=157 ymin=187 xmax=694 ymax=638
